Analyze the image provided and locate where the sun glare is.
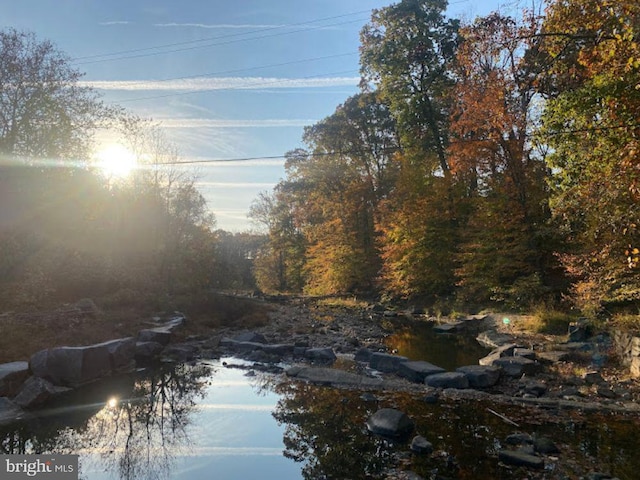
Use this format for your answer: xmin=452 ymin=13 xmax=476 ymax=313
xmin=96 ymin=144 xmax=137 ymax=179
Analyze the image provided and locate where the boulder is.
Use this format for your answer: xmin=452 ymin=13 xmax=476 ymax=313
xmin=135 ymin=341 xmax=164 ymax=362
xmin=366 ymin=408 xmax=414 ymax=439
xmin=456 ymin=365 xmax=500 ymax=388
xmin=397 ymin=361 xmax=445 ymax=383
xmin=476 ymin=331 xmax=513 ymax=349
xmin=304 ymin=347 xmax=337 ymax=364
xmin=162 ymin=344 xmax=197 ymax=362
xmin=498 ymin=450 xmax=544 ymax=469
xmin=410 ymin=435 xmax=433 ymax=454
xmin=100 ymin=338 xmax=136 ymax=373
xmin=354 ymin=348 xmax=373 ymax=363
xmin=425 ymin=372 xmax=469 ymax=389
xmin=233 ymin=332 xmax=267 ymax=344
xmin=533 ymin=436 xmax=560 ymax=454
xmin=523 ymin=381 xmax=547 ymax=397
xmin=0 ymin=361 xmax=30 ymax=397
xmin=505 ymin=433 xmax=533 ymax=445
xmin=493 ymin=356 xmax=542 ymax=377
xmin=478 ymin=344 xmax=518 ymax=366
xmin=137 ymin=328 xmax=171 ymax=346
xmin=13 ymin=377 xmax=70 ymax=409
xmin=30 ymin=344 xmax=112 ymax=387
xmin=369 ymin=352 xmax=408 ymax=373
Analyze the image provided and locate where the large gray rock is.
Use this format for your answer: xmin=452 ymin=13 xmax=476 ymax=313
xmin=498 ymin=450 xmax=544 ymax=469
xmin=425 ymin=372 xmax=469 ymax=389
xmin=100 ymin=338 xmax=136 ymax=373
xmin=30 ymin=344 xmax=112 ymax=387
xmin=536 ymin=350 xmax=571 ymax=363
xmin=366 ymin=408 xmax=414 ymax=438
xmin=304 ymin=347 xmax=337 ymax=364
xmin=456 ymin=365 xmax=501 ymax=388
xmin=476 ymin=331 xmax=513 ymax=349
xmin=354 ymin=347 xmax=373 ymax=363
xmin=479 ymin=344 xmax=518 ymax=366
xmin=137 ymin=328 xmax=171 ymax=346
xmin=493 ymin=356 xmax=542 ymax=377
xmin=233 ymin=332 xmax=267 ymax=344
xmin=369 ymin=352 xmax=408 ymax=373
xmin=0 ymin=361 xmax=30 ymax=397
xmin=135 ymin=341 xmax=164 ymax=361
xmin=397 ymin=361 xmax=445 ymax=383
xmin=13 ymin=377 xmax=70 ymax=409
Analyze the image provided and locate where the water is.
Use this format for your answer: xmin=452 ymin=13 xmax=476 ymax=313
xmin=385 ymin=320 xmax=491 ymax=369
xmin=3 ymin=357 xmax=640 ymax=479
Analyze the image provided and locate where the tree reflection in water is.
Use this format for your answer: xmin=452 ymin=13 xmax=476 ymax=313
xmin=0 ymin=363 xmax=211 ymax=480
xmin=272 ymin=382 xmax=391 ymax=480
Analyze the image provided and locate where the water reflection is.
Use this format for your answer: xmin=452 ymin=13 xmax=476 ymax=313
xmin=0 ymin=363 xmax=211 ymax=480
xmin=386 ymin=321 xmax=490 ymax=369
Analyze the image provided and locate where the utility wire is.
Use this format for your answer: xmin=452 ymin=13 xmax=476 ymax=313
xmin=74 ymin=14 xmax=370 ymax=65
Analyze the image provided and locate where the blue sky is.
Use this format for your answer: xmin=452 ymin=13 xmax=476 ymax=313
xmin=2 ymin=0 xmax=509 ymax=231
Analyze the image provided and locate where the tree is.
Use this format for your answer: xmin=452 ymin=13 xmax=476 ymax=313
xmin=539 ymin=0 xmax=640 ymax=313
xmin=448 ymin=12 xmax=557 ymax=306
xmin=359 ymin=0 xmax=461 ymax=299
xmin=0 ymin=29 xmax=109 ymax=159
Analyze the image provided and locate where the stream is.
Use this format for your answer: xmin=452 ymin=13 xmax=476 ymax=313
xmin=2 ymin=330 xmax=640 ymax=479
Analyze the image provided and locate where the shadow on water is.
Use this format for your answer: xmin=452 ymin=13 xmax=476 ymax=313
xmin=3 ymin=361 xmax=640 ymax=479
xmin=385 ymin=320 xmax=491 ymax=369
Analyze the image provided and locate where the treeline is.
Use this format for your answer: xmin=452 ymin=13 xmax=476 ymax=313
xmin=250 ymin=0 xmax=640 ymax=315
xmin=0 ymin=30 xmax=258 ymax=309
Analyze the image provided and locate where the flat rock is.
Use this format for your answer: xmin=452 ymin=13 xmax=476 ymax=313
xmin=479 ymin=344 xmax=518 ymax=366
xmin=0 ymin=361 xmax=30 ymax=397
xmin=476 ymin=331 xmax=514 ymax=349
xmin=135 ymin=341 xmax=164 ymax=361
xmin=304 ymin=347 xmax=337 ymax=364
xmin=433 ymin=322 xmax=463 ymax=334
xmin=425 ymin=372 xmax=469 ymax=389
xmin=397 ymin=361 xmax=445 ymax=383
xmin=456 ymin=365 xmax=501 ymax=388
xmin=513 ymin=348 xmax=536 ymax=359
xmin=498 ymin=450 xmax=544 ymax=469
xmin=286 ymin=366 xmax=383 ymax=388
xmin=369 ymin=352 xmax=408 ymax=373
xmin=493 ymin=356 xmax=542 ymax=377
xmin=366 ymin=408 xmax=414 ymax=439
xmin=30 ymin=344 xmax=112 ymax=387
xmin=536 ymin=350 xmax=571 ymax=363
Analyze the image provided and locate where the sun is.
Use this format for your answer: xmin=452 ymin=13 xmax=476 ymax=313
xmin=95 ymin=144 xmax=138 ymax=179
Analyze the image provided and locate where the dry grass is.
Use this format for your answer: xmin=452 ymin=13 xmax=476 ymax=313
xmin=0 ymin=293 xmax=272 ymax=363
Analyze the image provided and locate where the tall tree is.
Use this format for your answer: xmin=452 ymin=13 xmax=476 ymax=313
xmin=0 ymin=29 xmax=108 ymax=159
xmin=540 ymin=0 xmax=640 ymax=313
xmin=360 ymin=0 xmax=461 ymax=299
xmin=449 ymin=12 xmax=556 ymax=306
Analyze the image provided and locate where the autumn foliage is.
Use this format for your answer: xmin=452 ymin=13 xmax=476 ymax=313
xmin=254 ymin=0 xmax=640 ymax=315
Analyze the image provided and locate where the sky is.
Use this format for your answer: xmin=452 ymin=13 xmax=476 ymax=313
xmin=2 ymin=0 xmax=513 ymax=231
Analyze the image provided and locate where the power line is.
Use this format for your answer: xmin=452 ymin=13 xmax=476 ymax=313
xmin=73 ymin=12 xmax=371 ymax=65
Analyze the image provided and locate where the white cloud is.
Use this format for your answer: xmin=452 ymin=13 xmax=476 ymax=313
xmin=99 ymin=21 xmax=132 ymax=26
xmin=80 ymin=76 xmax=360 ymax=92
xmin=158 ymin=118 xmax=315 ymax=128
xmin=153 ymin=22 xmax=286 ymax=29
